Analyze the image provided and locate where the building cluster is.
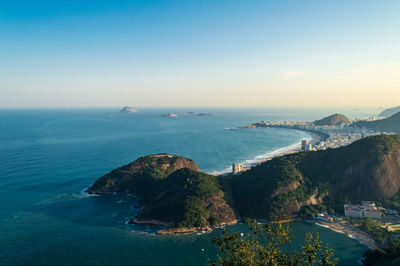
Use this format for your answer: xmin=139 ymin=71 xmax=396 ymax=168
xmin=314 ymin=212 xmax=334 ymax=222
xmin=257 ymin=120 xmax=380 ymax=151
xmin=344 ymin=201 xmax=383 ymax=219
xmin=232 ymin=163 xmax=243 ymax=175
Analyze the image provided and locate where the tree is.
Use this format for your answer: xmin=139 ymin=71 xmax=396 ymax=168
xmin=211 ymin=220 xmax=338 ymax=266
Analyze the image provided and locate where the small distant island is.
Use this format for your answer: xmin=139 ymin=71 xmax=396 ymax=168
xmin=196 ymin=113 xmax=211 ymax=116
xmin=162 ymin=113 xmax=179 ymax=117
xmin=162 ymin=112 xmax=212 ymax=118
xmin=120 ymin=106 xmax=138 ymax=113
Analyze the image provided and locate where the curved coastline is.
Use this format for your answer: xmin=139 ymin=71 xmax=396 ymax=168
xmin=212 ymin=127 xmax=322 ymax=176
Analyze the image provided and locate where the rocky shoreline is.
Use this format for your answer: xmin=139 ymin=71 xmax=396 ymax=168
xmin=129 ymin=217 xmax=238 ymax=235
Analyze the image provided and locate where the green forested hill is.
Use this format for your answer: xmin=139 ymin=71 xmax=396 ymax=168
xmin=228 ymin=134 xmax=400 ymax=219
xmin=88 ymin=154 xmax=236 ymax=229
xmin=313 ymin=114 xmax=350 ymax=126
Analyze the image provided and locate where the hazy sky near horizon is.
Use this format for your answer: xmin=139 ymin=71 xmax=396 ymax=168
xmin=1 ymin=0 xmax=399 ymax=108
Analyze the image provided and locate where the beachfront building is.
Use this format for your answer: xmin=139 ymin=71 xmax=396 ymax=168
xmin=344 ymin=201 xmax=382 ymax=219
xmin=232 ymin=163 xmax=243 ymax=175
xmin=301 ymin=140 xmax=308 ymax=151
xmin=304 ymin=143 xmax=313 ymax=151
xmin=315 ymin=212 xmax=334 ymax=222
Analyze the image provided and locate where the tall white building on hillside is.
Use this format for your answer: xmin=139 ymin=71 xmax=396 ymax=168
xmin=232 ymin=163 xmax=243 ymax=175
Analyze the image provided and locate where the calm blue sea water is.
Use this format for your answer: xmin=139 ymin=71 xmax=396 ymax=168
xmin=0 ymin=108 xmax=377 ymax=265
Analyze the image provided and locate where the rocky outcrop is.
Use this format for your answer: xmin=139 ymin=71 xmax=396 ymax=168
xmin=271 ymin=177 xmax=303 ymax=198
xmin=373 ymin=145 xmax=400 ymax=199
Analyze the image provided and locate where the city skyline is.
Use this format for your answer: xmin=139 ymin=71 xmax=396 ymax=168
xmin=1 ymin=0 xmax=399 ymax=108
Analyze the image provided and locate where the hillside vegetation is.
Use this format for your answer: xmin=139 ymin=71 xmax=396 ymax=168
xmin=88 ymin=135 xmax=400 ymax=230
xmin=228 ymin=134 xmax=400 ymax=219
xmin=88 ymin=154 xmax=236 ymax=230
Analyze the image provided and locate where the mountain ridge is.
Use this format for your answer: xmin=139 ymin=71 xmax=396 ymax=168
xmin=352 ymin=112 xmax=400 ymax=133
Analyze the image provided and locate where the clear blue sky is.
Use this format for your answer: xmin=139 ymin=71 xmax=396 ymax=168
xmin=1 ymin=0 xmax=399 ymax=107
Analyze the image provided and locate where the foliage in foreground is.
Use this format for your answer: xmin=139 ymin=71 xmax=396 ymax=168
xmin=211 ymin=220 xmax=338 ymax=266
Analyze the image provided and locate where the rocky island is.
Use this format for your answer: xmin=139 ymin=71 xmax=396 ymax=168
xmin=162 ymin=113 xmax=179 ymax=117
xmin=196 ymin=113 xmax=211 ymax=116
xmin=119 ymin=106 xmax=138 ymax=113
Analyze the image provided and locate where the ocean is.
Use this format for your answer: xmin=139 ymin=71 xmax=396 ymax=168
xmin=0 ymin=107 xmax=378 ymax=265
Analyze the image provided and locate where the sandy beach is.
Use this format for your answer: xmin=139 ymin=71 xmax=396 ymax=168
xmin=312 ymin=219 xmax=382 ymax=250
xmin=214 ymin=128 xmax=324 ymax=176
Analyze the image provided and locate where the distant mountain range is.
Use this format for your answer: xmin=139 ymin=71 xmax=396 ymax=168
xmin=353 ymin=112 xmax=400 ymax=133
xmin=313 ymin=114 xmax=350 ymax=126
xmin=379 ymin=106 xmax=400 ymax=117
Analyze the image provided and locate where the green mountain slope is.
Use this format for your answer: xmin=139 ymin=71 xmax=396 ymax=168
xmin=228 ymin=134 xmax=400 ymax=219
xmin=87 ymin=153 xmax=199 ymax=195
xmin=353 ymin=112 xmax=400 ymax=133
xmin=133 ymin=168 xmax=236 ymax=229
